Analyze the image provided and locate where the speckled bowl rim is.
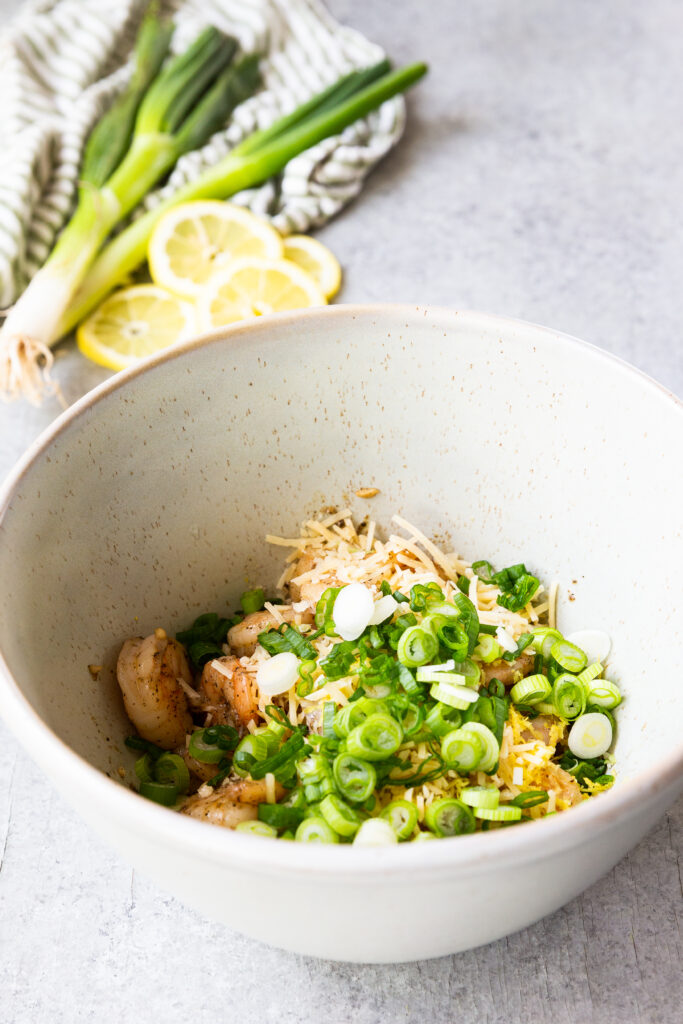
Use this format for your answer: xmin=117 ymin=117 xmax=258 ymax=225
xmin=0 ymin=305 xmax=682 ymax=879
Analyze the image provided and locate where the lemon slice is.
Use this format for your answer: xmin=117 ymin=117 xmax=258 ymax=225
xmin=197 ymin=257 xmax=327 ymax=329
xmin=282 ymin=234 xmax=342 ymax=299
xmin=77 ymin=284 xmax=196 ymax=370
xmin=148 ymin=201 xmax=284 ymax=299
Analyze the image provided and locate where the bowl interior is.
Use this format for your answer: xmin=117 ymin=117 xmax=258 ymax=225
xmin=0 ymin=306 xmax=681 ymax=790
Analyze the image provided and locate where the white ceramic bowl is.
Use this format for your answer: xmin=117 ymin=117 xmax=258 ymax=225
xmin=0 ymin=306 xmax=681 ymax=963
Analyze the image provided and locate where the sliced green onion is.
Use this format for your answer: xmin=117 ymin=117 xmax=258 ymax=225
xmin=409 ymin=582 xmax=444 ymax=611
xmin=398 ymin=702 xmax=425 ymax=737
xmin=473 ymin=635 xmax=503 ymax=663
xmin=189 ymin=725 xmax=238 ymax=763
xmin=282 ymin=786 xmax=307 ymax=811
xmin=249 ymin=731 xmax=307 ymax=783
xmin=125 ymin=735 xmax=164 ymax=759
xmin=448 ymin=593 xmax=481 ymax=655
xmin=534 ymin=700 xmax=557 ymax=716
xmin=265 ymin=718 xmax=288 ymax=743
xmin=471 ymin=560 xmax=498 ymax=584
xmin=396 ymin=662 xmax=421 ymax=696
xmin=235 ymin=820 xmax=277 ymax=838
xmin=585 ymin=705 xmax=616 ymax=730
xmin=460 ymin=786 xmax=500 ymax=809
xmin=458 ymin=722 xmax=500 ymax=773
xmin=424 ymin=702 xmax=462 ymax=738
xmin=429 ymin=680 xmax=480 ymax=710
xmin=295 ymin=816 xmax=339 ymax=843
xmin=320 ymin=640 xmax=357 ymax=680
xmin=510 ymin=674 xmax=552 ymax=705
xmin=322 ymin=701 xmax=336 ymax=738
xmin=175 ymin=611 xmax=231 ymax=668
xmin=256 ymin=650 xmax=301 ymax=699
xmin=138 ymin=780 xmax=179 ymax=806
xmin=134 ymin=753 xmax=154 ymax=785
xmin=397 ymin=625 xmax=439 ymax=667
xmin=530 ymin=627 xmax=563 ymax=659
xmin=550 ymin=640 xmax=587 ymax=674
xmin=370 ymin=594 xmax=399 ymax=625
xmin=552 ymin=673 xmax=586 ymax=719
xmin=332 ymin=753 xmax=377 ymax=803
xmin=486 ymin=678 xmax=506 ymax=698
xmin=501 ymin=633 xmax=535 ymax=663
xmin=440 ymin=728 xmax=484 ymax=772
xmin=334 ymin=697 xmax=390 ymax=738
xmin=568 ymin=712 xmax=613 ymax=759
xmin=459 ymin=659 xmax=482 ymax=688
xmin=474 ymin=805 xmax=522 ymax=822
xmin=362 ymin=680 xmax=395 ymax=700
xmin=135 ymin=750 xmax=188 ymax=804
xmin=315 ymin=586 xmax=342 ymax=635
xmin=416 ymin=666 xmax=465 ymax=683
xmin=575 ymin=661 xmax=604 ymax=689
xmin=154 ymin=753 xmax=190 ymax=794
xmin=295 ymin=658 xmax=318 ymax=698
xmin=428 ymin=614 xmax=469 ymax=660
xmin=258 ymin=623 xmax=317 ymax=660
xmin=320 ymin=794 xmax=363 ymax=837
xmin=329 ymin=583 xmax=375 ymax=641
xmin=424 ymin=798 xmax=475 ymax=837
xmin=233 ymin=733 xmax=270 ymax=777
xmin=257 ymin=803 xmax=305 ymax=830
xmin=565 ymin=629 xmax=611 ymax=665
xmin=297 ymin=753 xmax=330 ymax=784
xmin=252 ymin=725 xmax=282 ymax=757
xmin=496 ymin=572 xmax=540 ymax=613
xmin=240 ymin=587 xmax=265 ymax=614
xmin=509 ymin=790 xmax=548 ymax=808
xmin=346 ymin=713 xmax=404 ymax=761
xmin=412 ymin=830 xmax=437 ymax=841
xmin=586 ymin=679 xmax=622 ymax=710
xmin=380 ymin=799 xmax=419 ymax=840
xmin=353 ymin=818 xmax=399 ymax=845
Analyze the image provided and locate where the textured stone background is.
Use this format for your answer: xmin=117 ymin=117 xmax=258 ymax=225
xmin=0 ymin=1 xmax=681 ymax=1021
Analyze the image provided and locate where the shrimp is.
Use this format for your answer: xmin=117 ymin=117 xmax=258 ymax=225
xmin=199 ymin=655 xmax=259 ymax=732
xmin=227 ymin=605 xmax=312 ymax=657
xmin=182 ymin=778 xmax=285 ymax=829
xmin=116 ymin=628 xmax=192 ymax=749
xmin=538 ymin=762 xmax=583 ymax=807
xmin=521 ymin=715 xmax=567 ymax=746
xmin=481 ymin=650 xmax=536 ymax=687
xmin=288 ymin=551 xmax=340 ymax=606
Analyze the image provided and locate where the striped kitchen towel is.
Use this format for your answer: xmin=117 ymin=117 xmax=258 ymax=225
xmin=0 ymin=0 xmax=405 ymax=309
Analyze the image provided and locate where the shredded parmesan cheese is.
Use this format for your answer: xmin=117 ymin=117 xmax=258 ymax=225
xmin=264 ymin=600 xmax=285 ymax=624
xmin=548 ymin=581 xmax=559 ymax=629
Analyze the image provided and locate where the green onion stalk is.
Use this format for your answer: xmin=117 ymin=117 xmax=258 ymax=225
xmin=0 ymin=11 xmax=259 ymax=403
xmin=60 ymin=59 xmax=427 ymax=333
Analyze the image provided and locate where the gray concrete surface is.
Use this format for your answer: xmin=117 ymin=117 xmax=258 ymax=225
xmin=0 ymin=1 xmax=681 ymax=1021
